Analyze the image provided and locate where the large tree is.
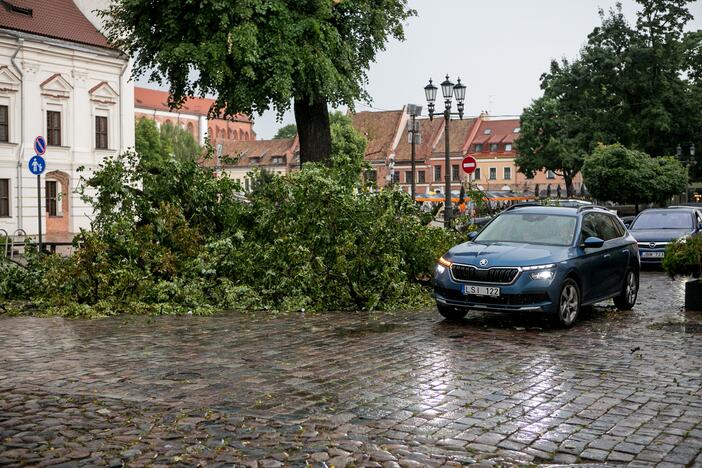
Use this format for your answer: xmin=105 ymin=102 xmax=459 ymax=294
xmin=582 ymin=144 xmax=686 ymax=208
xmin=517 ymin=0 xmax=701 ymax=190
xmin=103 ymin=1 xmax=414 ymax=165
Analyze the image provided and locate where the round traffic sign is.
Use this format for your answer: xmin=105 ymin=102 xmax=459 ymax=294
xmin=34 ymin=136 xmax=47 ymax=156
xmin=462 ymin=155 xmax=477 ymax=174
xmin=28 ymin=155 xmax=46 ymax=175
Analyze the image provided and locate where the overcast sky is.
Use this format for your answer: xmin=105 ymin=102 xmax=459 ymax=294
xmin=136 ymin=0 xmax=701 ymax=139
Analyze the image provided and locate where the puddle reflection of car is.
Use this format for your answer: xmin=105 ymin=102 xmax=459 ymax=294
xmin=629 ymin=207 xmax=702 ymax=265
xmin=434 ymin=205 xmax=639 ymax=327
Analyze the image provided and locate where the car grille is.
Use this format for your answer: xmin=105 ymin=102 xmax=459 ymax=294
xmin=637 ymin=242 xmax=669 ymax=249
xmin=450 ymin=264 xmax=519 ymax=283
xmin=435 ymin=287 xmax=549 ymax=305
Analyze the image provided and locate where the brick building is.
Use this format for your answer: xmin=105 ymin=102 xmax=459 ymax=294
xmin=134 ymin=87 xmax=255 ymax=146
xmin=216 ymin=137 xmax=299 ymax=190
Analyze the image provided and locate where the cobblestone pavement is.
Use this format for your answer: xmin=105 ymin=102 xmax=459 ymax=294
xmin=1 ymin=271 xmax=701 ymax=467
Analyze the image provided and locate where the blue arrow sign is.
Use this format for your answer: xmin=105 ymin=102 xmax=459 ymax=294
xmin=34 ymin=136 xmax=46 ymax=156
xmin=28 ymin=155 xmax=46 ymax=175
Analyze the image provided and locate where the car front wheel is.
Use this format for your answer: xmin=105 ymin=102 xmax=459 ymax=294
xmin=437 ymin=304 xmax=467 ymax=321
xmin=553 ymin=278 xmax=580 ymax=328
xmin=614 ymin=269 xmax=638 ymax=311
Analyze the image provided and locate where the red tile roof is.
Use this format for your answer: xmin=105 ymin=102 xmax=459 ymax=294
xmin=471 ymin=118 xmax=521 ymax=148
xmin=394 ymin=118 xmax=443 ymax=162
xmin=220 ymin=138 xmax=297 ymax=167
xmin=350 ymin=110 xmax=404 ymax=160
xmin=134 ymin=87 xmax=250 ymax=122
xmin=434 ymin=118 xmax=477 ymax=154
xmin=0 ymin=0 xmax=112 ymax=49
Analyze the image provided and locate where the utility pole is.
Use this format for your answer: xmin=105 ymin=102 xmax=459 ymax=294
xmin=407 ymin=104 xmax=422 ymax=201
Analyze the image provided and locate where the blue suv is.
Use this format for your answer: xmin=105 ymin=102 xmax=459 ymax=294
xmin=434 ymin=205 xmax=639 ymax=327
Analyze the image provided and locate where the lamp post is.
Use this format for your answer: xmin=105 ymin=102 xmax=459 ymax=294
xmin=424 ymin=75 xmax=466 ymax=228
xmin=676 ymin=143 xmax=696 ymax=203
xmin=406 ymin=104 xmax=423 ymax=201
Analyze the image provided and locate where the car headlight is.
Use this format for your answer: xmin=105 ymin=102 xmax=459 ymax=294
xmin=523 ymin=263 xmax=556 ymax=281
xmin=436 ymin=256 xmax=452 ymax=275
xmin=529 ymin=270 xmax=555 ymax=281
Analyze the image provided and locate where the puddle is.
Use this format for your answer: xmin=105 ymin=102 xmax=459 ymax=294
xmin=648 ymin=323 xmax=702 ymax=334
xmin=164 ymin=371 xmax=202 ymax=381
xmin=334 ymin=322 xmax=406 ymax=337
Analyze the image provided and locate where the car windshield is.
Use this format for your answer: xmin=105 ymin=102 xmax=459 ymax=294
xmin=475 ymin=213 xmax=578 ymax=246
xmin=631 ymin=211 xmax=692 ymax=230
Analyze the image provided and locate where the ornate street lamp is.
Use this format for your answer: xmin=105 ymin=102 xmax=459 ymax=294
xmin=425 ymin=75 xmax=467 ymax=227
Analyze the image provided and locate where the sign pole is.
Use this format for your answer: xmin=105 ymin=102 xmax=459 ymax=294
xmin=30 ymin=135 xmax=47 ymax=253
xmin=37 ymin=174 xmax=42 ymax=253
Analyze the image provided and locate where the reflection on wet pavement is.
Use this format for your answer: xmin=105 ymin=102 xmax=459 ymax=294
xmin=0 ymin=271 xmax=701 ymax=466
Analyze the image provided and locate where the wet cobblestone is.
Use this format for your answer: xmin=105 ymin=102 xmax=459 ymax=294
xmin=1 ymin=271 xmax=701 ymax=466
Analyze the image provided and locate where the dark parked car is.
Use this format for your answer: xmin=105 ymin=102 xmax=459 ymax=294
xmin=629 ymin=207 xmax=702 ymax=265
xmin=434 ymin=205 xmax=639 ymax=327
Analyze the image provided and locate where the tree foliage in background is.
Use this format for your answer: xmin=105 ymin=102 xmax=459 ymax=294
xmin=102 ymin=1 xmax=415 ymax=166
xmin=135 ymin=118 xmax=201 ymax=164
xmin=517 ymin=0 xmax=701 ymax=190
xmin=581 ymin=144 xmax=686 ymax=207
xmin=273 ymin=124 xmax=297 ymax=139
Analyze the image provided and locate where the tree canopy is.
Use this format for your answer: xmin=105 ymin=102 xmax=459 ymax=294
xmin=273 ymin=124 xmax=297 ymax=139
xmin=103 ymin=0 xmax=415 ymax=165
xmin=581 ymin=144 xmax=686 ymax=206
xmin=516 ymin=0 xmax=701 ymax=192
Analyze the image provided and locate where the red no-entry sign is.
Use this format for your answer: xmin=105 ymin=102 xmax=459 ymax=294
xmin=462 ymin=155 xmax=477 ymax=174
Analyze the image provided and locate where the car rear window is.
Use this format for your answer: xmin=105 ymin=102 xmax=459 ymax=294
xmin=475 ymin=213 xmax=578 ymax=246
xmin=631 ymin=211 xmax=692 ymax=230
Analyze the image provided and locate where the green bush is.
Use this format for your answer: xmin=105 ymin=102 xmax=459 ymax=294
xmin=1 ymin=146 xmax=461 ymax=317
xmin=662 ymin=237 xmax=702 ymax=278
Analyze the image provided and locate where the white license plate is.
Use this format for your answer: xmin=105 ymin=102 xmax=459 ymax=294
xmin=641 ymin=251 xmax=664 ymax=258
xmin=463 ymin=285 xmax=501 ymax=297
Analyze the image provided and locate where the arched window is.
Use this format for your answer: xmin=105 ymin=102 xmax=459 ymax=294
xmin=239 ymin=129 xmax=244 ymax=140
xmin=228 ymin=128 xmax=234 ymax=139
xmin=244 ymin=132 xmax=250 ymax=141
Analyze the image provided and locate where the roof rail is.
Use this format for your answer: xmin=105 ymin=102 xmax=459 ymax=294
xmin=577 ymin=205 xmax=611 ymax=213
xmin=504 ymin=202 xmax=542 ymax=212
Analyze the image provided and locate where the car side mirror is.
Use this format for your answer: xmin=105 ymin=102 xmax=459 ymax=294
xmin=467 ymin=231 xmax=478 ymax=241
xmin=582 ymin=236 xmax=605 ymax=249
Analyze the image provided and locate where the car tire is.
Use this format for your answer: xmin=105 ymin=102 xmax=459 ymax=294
xmin=614 ymin=269 xmax=638 ymax=311
xmin=437 ymin=304 xmax=467 ymax=321
xmin=552 ymin=278 xmax=581 ymax=328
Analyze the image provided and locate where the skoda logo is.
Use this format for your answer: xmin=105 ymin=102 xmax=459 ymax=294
xmin=649 ymin=242 xmax=656 ymax=249
xmin=479 ymin=259 xmax=489 ymax=267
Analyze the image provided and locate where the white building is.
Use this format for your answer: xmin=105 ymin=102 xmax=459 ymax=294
xmin=0 ymin=0 xmax=134 ymax=239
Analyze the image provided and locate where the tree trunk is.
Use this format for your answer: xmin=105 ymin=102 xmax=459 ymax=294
xmin=294 ymin=93 xmax=332 ymax=166
xmin=564 ymin=173 xmax=574 ymax=198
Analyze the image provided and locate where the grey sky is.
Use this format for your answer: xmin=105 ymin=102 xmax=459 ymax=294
xmin=137 ymin=0 xmax=701 ymax=139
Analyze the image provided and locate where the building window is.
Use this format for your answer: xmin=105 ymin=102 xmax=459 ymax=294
xmin=483 ymin=128 xmax=492 ymax=135
xmin=0 ymin=105 xmax=8 ymax=143
xmin=513 ymin=127 xmax=521 ymax=133
xmin=505 ymin=143 xmax=512 ymax=152
xmin=489 ymin=167 xmax=497 ymax=180
xmin=405 ymin=170 xmax=412 ymax=184
xmin=46 ymin=181 xmax=58 ymax=216
xmin=490 ymin=143 xmax=499 ymax=152
xmin=418 ymin=170 xmax=426 ymax=183
xmin=364 ymin=169 xmax=377 ymax=186
xmin=0 ymin=179 xmax=9 ymax=217
xmin=434 ymin=165 xmax=442 ymax=182
xmin=474 ymin=168 xmax=481 ymax=180
xmin=474 ymin=143 xmax=483 ymax=152
xmin=547 ymin=170 xmax=556 ymax=179
xmin=95 ymin=116 xmax=108 ymax=149
xmin=47 ymin=111 xmax=61 ymax=146
xmin=392 ymin=171 xmax=400 ymax=183
xmin=504 ymin=167 xmax=512 ymax=180
xmin=452 ymin=164 xmax=459 ymax=181
xmin=272 ymin=156 xmax=285 ymax=165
